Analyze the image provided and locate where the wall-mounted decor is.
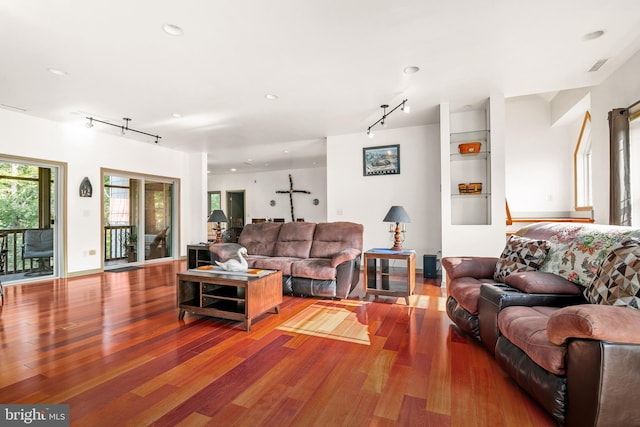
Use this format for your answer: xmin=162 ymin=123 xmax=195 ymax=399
xmin=79 ymin=177 xmax=93 ymax=197
xmin=363 ymin=144 xmax=400 ymax=176
xmin=275 ymin=174 xmax=310 ymax=222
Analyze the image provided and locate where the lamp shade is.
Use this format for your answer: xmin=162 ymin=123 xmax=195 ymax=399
xmin=383 ymin=206 xmax=411 ymax=223
xmin=208 ymin=209 xmax=228 ymax=223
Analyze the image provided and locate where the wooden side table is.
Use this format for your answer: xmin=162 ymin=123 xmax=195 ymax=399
xmin=363 ymin=249 xmax=416 ymax=305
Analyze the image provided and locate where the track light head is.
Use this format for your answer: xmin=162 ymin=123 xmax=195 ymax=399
xmin=367 ymin=128 xmax=374 ymax=138
xmin=85 ymin=118 xmax=93 ymax=128
xmin=401 ymin=100 xmax=411 ymax=114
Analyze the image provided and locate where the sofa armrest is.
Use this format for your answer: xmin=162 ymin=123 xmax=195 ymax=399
xmin=331 ymin=248 xmax=361 ymax=268
xmin=441 ymin=256 xmax=499 ymax=280
xmin=209 ymin=243 xmax=243 ymax=261
xmin=548 ymin=304 xmax=640 ymax=345
xmin=478 ymin=283 xmax=586 ymax=354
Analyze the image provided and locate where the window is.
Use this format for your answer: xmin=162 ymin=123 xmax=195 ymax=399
xmin=631 ymin=109 xmax=640 ymax=226
xmin=574 ymin=111 xmax=592 ymax=210
xmin=207 ymin=191 xmax=221 ymax=239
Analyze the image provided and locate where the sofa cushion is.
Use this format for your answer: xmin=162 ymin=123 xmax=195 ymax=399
xmin=504 ymin=271 xmax=581 ymax=295
xmin=584 ymin=237 xmax=640 ymax=308
xmin=493 ymin=235 xmax=550 ymax=282
xmin=250 ymin=256 xmax=300 ymax=276
xmin=449 ymin=277 xmax=497 ymax=314
xmin=238 ymin=223 xmax=282 ymax=256
xmin=291 ymin=258 xmax=336 ymax=281
xmin=498 ymin=306 xmax=566 ymax=375
xmin=309 ymin=222 xmax=363 ymax=259
xmin=273 ymin=222 xmax=316 ymax=258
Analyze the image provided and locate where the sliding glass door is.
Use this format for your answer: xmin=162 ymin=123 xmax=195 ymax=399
xmin=103 ymin=171 xmax=176 ymax=267
xmin=144 ymin=180 xmax=173 ymax=261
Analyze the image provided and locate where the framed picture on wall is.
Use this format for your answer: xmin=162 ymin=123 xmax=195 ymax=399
xmin=363 ymin=144 xmax=400 ymax=176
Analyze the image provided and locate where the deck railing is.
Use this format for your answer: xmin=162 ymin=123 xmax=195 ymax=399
xmin=0 ymin=228 xmax=39 ymax=274
xmin=104 ymin=225 xmax=135 ymax=262
xmin=0 ymin=225 xmax=136 ymax=275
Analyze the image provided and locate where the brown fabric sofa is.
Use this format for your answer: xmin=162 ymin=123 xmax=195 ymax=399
xmin=442 ymin=222 xmax=640 ymax=426
xmin=210 ymin=221 xmax=363 ymax=299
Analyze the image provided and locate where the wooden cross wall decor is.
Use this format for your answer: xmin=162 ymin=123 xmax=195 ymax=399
xmin=276 ymin=174 xmax=310 ymax=222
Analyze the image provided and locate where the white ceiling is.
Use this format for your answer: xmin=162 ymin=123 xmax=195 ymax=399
xmin=2 ymin=1 xmax=640 ymax=174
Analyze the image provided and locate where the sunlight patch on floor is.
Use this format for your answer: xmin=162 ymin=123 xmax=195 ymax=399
xmin=278 ymin=299 xmax=371 ymax=345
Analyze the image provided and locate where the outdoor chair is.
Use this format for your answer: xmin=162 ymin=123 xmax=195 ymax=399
xmin=22 ymin=229 xmax=54 ymax=276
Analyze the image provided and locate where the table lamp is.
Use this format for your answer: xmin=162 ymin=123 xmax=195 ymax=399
xmin=383 ymin=206 xmax=411 ymax=251
xmin=208 ymin=210 xmax=228 ymax=244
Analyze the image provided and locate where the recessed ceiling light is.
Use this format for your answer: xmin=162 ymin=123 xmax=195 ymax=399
xmin=265 ymin=94 xmax=278 ymax=100
xmin=172 ymin=113 xmax=182 ymax=118
xmin=283 ymin=150 xmax=289 ymax=154
xmin=48 ymin=67 xmax=67 ymax=76
xmin=230 ymin=168 xmax=237 ymax=172
xmin=583 ymin=30 xmax=605 ymax=41
xmin=403 ymin=66 xmax=420 ymax=74
xmin=162 ymin=23 xmax=184 ymax=36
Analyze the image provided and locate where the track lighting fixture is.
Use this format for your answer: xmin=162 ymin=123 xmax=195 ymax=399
xmin=366 ymin=99 xmax=409 ymax=137
xmin=85 ymin=116 xmax=161 ymax=144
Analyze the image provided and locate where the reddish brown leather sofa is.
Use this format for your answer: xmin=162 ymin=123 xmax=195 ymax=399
xmin=443 ymin=222 xmax=640 ymax=426
xmin=211 ymin=221 xmax=363 ymax=299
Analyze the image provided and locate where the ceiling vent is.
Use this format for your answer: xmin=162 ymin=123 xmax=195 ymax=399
xmin=589 ymin=59 xmax=608 ymax=72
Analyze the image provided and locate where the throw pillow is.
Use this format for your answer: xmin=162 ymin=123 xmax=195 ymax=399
xmin=493 ymin=235 xmax=550 ymax=283
xmin=584 ymin=237 xmax=640 ymax=309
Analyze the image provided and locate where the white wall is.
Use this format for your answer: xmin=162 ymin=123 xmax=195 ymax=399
xmin=209 ymin=167 xmax=328 ymax=224
xmin=0 ymin=109 xmax=206 ymax=275
xmin=591 ymin=49 xmax=640 ymax=223
xmin=505 ymin=95 xmax=575 ymax=214
xmin=327 ymin=125 xmax=441 ymax=268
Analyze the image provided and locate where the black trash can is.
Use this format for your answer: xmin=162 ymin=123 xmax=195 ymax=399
xmin=423 ymin=254 xmax=439 ymax=279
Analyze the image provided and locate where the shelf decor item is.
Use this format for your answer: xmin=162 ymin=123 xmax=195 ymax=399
xmin=363 ymin=144 xmax=400 ymax=176
xmin=458 ymin=142 xmax=481 ymax=154
xmin=458 ymin=183 xmax=482 ymax=194
xmin=467 ymin=182 xmax=482 ymax=194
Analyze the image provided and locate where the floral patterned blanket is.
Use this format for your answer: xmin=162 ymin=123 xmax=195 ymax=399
xmin=517 ymin=223 xmax=640 ymax=287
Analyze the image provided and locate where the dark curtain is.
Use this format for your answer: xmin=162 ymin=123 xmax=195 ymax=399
xmin=608 ymin=108 xmax=631 ymax=225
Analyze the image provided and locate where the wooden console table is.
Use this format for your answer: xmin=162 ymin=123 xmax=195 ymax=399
xmin=176 ymin=269 xmax=282 ymax=331
xmin=363 ymin=249 xmax=415 ymax=305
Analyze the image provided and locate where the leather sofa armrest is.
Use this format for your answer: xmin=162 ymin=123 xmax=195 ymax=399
xmin=478 ymin=283 xmax=586 ymax=354
xmin=331 ymin=248 xmax=361 ymax=268
xmin=441 ymin=256 xmax=499 ymax=280
xmin=548 ymin=304 xmax=640 ymax=345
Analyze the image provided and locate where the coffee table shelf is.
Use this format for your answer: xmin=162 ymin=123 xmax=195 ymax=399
xmin=177 ymin=270 xmax=282 ymax=331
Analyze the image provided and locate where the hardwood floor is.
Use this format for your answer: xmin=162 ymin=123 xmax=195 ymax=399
xmin=0 ymin=261 xmax=555 ymax=426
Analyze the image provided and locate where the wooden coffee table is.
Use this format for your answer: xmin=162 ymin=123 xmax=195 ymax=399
xmin=176 ymin=269 xmax=282 ymax=331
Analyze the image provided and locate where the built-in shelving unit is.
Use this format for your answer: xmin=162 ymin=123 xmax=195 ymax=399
xmin=439 ymin=97 xmax=506 ymax=260
xmin=450 ymin=127 xmax=491 ymax=225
